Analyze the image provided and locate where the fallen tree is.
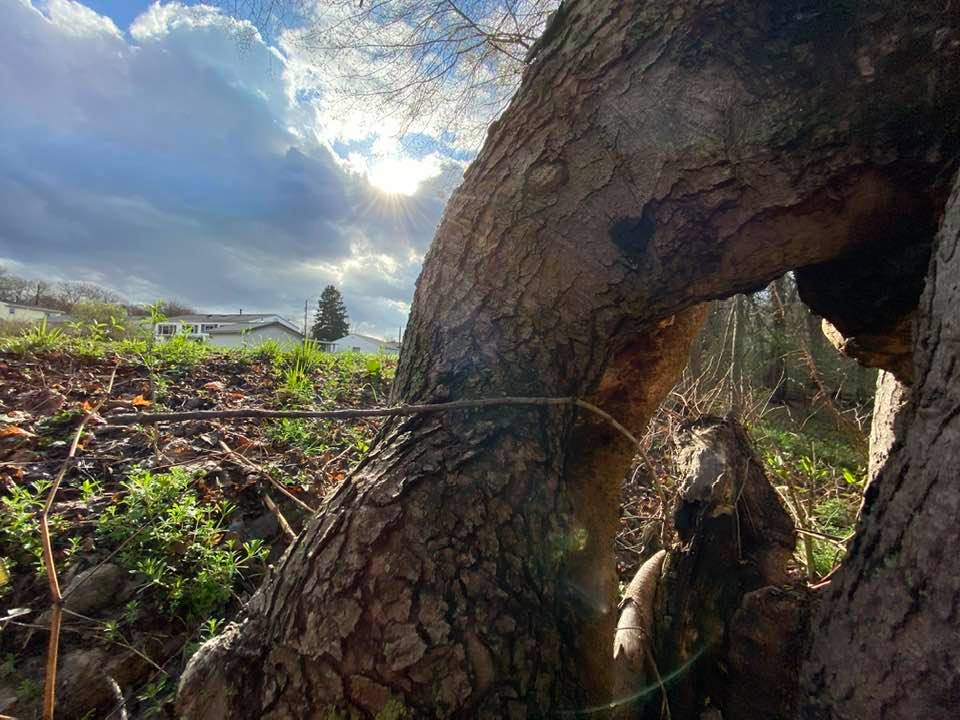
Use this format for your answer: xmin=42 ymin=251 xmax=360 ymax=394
xmin=179 ymin=1 xmax=960 ymax=717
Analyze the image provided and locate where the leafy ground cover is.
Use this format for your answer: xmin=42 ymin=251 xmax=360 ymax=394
xmin=0 ymin=339 xmax=395 ymax=718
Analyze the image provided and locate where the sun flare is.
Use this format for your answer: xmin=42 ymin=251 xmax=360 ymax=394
xmin=367 ymin=155 xmax=441 ymax=197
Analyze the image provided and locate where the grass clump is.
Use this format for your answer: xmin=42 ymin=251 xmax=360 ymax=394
xmin=266 ymin=417 xmax=332 ymax=454
xmin=1 ymin=319 xmax=64 ymax=353
xmin=96 ymin=467 xmax=267 ymax=619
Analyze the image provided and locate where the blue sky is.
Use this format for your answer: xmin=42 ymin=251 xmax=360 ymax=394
xmin=81 ymin=1 xmax=169 ymax=29
xmin=0 ymin=0 xmax=469 ymax=337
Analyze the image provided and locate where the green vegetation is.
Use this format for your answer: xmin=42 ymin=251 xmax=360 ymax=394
xmin=0 ymin=479 xmax=57 ymax=577
xmin=266 ymin=417 xmax=333 ymax=453
xmin=751 ymin=413 xmax=865 ymax=579
xmin=310 ymin=284 xmax=350 ymax=341
xmin=0 ymin=303 xmax=397 ymax=717
xmin=96 ymin=467 xmax=268 ymax=619
xmin=2 ymin=318 xmax=65 ymax=353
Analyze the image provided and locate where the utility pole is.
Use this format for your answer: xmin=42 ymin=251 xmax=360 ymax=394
xmin=303 ymin=299 xmax=309 ymax=339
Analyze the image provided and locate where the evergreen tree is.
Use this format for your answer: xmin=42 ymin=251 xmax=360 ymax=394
xmin=311 ymin=285 xmax=350 ymax=341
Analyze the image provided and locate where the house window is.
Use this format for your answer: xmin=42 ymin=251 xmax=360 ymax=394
xmin=156 ymin=324 xmax=178 ymax=336
xmin=200 ymin=324 xmax=220 ymax=333
xmin=352 ymin=346 xmax=362 ymax=351
xmin=7 ymin=307 xmax=14 ymax=315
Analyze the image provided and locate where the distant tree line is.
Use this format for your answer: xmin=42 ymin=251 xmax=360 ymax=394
xmin=0 ymin=265 xmax=194 ymax=318
xmin=685 ymin=274 xmax=876 ymax=416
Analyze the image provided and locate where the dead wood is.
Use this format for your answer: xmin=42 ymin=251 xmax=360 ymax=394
xmin=620 ymin=417 xmax=808 ymax=720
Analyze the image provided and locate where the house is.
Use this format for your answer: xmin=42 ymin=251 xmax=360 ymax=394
xmin=0 ymin=300 xmax=66 ymax=323
xmin=325 ymin=333 xmax=401 ymax=355
xmin=155 ymin=313 xmax=304 ymax=348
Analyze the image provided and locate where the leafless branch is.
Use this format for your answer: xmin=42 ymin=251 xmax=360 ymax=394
xmin=108 ymin=395 xmax=644 ymax=453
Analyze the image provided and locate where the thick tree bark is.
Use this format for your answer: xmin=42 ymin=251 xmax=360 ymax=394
xmin=178 ymin=2 xmax=960 ymax=717
xmin=801 ymin=171 xmax=960 ymax=719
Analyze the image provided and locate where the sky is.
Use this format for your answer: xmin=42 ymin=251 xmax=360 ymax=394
xmin=0 ymin=0 xmax=472 ymax=339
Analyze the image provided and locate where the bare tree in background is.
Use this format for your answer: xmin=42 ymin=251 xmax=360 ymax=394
xmin=54 ymin=281 xmax=125 ymax=308
xmin=223 ymin=1 xmax=558 ymax=143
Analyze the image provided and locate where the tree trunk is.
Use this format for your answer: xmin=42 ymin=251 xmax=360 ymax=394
xmin=178 ymin=2 xmax=960 ymax=717
xmin=801 ymin=171 xmax=960 ymax=719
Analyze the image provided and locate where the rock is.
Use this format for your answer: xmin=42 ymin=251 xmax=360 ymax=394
xmin=228 ymin=511 xmax=279 ymax=543
xmin=49 ymin=631 xmax=185 ymax=718
xmin=62 ymin=563 xmax=131 ymax=615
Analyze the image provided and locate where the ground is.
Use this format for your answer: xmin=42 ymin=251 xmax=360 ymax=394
xmin=0 ymin=332 xmax=868 ymax=718
xmin=0 ymin=336 xmax=394 ymax=718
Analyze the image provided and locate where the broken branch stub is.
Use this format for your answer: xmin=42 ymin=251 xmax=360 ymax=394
xmin=618 ymin=417 xmax=805 ymax=720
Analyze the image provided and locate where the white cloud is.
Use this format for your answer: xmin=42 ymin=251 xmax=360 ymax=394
xmin=43 ymin=0 xmax=123 ymax=38
xmin=0 ymin=0 xmax=467 ymax=338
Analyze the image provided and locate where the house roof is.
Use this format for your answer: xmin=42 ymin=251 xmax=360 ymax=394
xmin=0 ymin=300 xmax=65 ymax=315
xmin=166 ymin=313 xmax=279 ymax=324
xmin=335 ymin=333 xmax=396 ymax=346
xmin=207 ymin=319 xmax=303 ymax=336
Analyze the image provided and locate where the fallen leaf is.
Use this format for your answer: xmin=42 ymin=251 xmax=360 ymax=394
xmin=203 ymin=381 xmax=226 ymax=393
xmin=0 ymin=425 xmax=34 ymax=438
xmin=131 ymin=395 xmax=153 ymax=408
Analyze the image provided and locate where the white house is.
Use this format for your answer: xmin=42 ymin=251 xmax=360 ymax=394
xmin=155 ymin=313 xmax=304 ymax=348
xmin=325 ymin=333 xmax=400 ymax=355
xmin=0 ymin=300 xmax=66 ymax=323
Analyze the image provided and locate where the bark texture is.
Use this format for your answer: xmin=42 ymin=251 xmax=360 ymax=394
xmin=867 ymin=369 xmax=910 ymax=481
xmin=178 ymin=2 xmax=960 ymax=717
xmin=801 ymin=172 xmax=960 ymax=719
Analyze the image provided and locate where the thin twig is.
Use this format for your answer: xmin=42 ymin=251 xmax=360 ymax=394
xmin=39 ymin=361 xmax=120 ymax=720
xmin=261 ymin=491 xmax=296 ymax=542
xmin=321 ymin=445 xmax=354 ymax=476
xmin=61 ymin=608 xmax=166 ymax=675
xmin=104 ymin=676 xmax=127 ymax=720
xmin=219 ymin=440 xmax=315 ymax=513
xmin=795 ymin=526 xmax=851 ymax=545
xmin=107 ymin=396 xmax=645 ymax=451
xmin=645 ymin=644 xmax=672 ymax=720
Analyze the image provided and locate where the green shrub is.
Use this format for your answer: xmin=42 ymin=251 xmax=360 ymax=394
xmin=97 ymin=467 xmax=266 ymax=619
xmin=70 ymin=301 xmax=130 ymax=339
xmin=146 ymin=333 xmax=210 ymax=373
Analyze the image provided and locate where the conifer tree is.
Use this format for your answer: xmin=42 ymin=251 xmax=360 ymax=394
xmin=310 ymin=285 xmax=350 ymax=341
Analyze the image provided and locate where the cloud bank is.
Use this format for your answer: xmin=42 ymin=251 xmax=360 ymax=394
xmin=0 ymin=0 xmax=466 ymax=337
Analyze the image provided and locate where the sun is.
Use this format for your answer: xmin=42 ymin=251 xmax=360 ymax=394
xmin=367 ymin=155 xmax=441 ymax=197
